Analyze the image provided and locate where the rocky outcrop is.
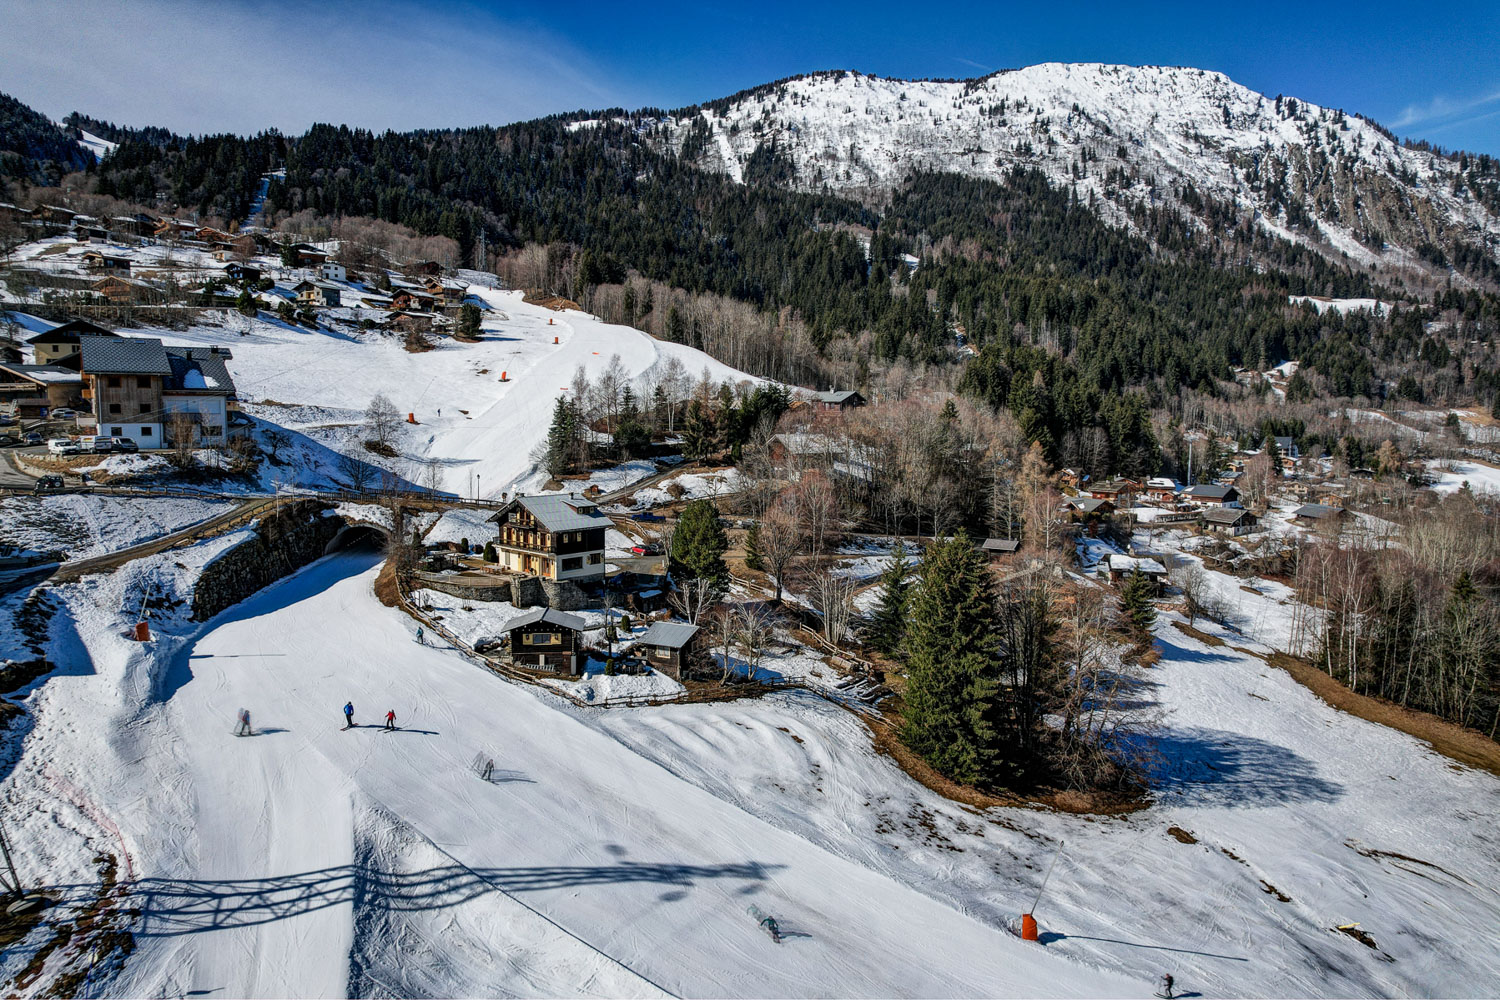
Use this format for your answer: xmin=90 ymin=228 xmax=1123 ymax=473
xmin=191 ymin=501 xmax=346 ymax=621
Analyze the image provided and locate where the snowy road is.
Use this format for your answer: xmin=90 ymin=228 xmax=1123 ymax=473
xmin=124 ymin=551 xmax=1144 ymax=998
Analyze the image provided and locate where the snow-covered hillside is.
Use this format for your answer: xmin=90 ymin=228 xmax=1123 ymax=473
xmin=77 ymin=288 xmax=756 ymax=498
xmin=637 ymin=63 xmax=1500 ymax=279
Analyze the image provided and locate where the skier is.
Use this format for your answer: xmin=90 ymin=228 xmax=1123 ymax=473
xmin=236 ymin=708 xmax=252 ymax=736
xmin=480 ymin=758 xmax=495 ymax=781
xmin=343 ymin=701 xmax=355 ymax=729
xmin=384 ymin=709 xmax=397 ymax=731
xmin=416 ymin=627 xmax=425 ymax=645
xmin=1156 ymin=973 xmax=1175 ymax=999
xmin=760 ymin=914 xmax=781 ymax=944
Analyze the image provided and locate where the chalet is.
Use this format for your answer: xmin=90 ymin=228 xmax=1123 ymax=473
xmin=0 ymin=363 xmax=86 ymax=414
xmin=320 ymin=262 xmax=347 ymax=283
xmin=1088 ymin=479 xmax=1139 ymax=507
xmin=391 ymin=289 xmax=437 ymax=311
xmin=72 ymin=223 xmax=113 ymax=242
xmin=92 ymin=276 xmax=158 ymax=304
xmin=505 ymin=608 xmax=586 ymax=676
xmin=1274 ymin=436 xmax=1300 ymax=459
xmin=223 ymin=262 xmax=262 ymax=284
xmin=1200 ymin=507 xmax=1259 ymax=537
xmin=808 ymin=389 xmax=866 ymax=411
xmin=1312 ymin=487 xmax=1347 ymax=508
xmin=408 ymin=260 xmax=443 ymax=277
xmin=1293 ymin=503 xmax=1346 ymax=526
xmin=768 ymin=431 xmax=835 ymax=469
xmin=194 ymin=226 xmax=231 ymax=244
xmin=1143 ymin=478 xmax=1179 ymax=503
xmin=286 ymin=243 xmax=329 ymax=266
xmin=294 ymin=280 xmax=341 ymax=307
xmin=78 ymin=335 xmax=173 ymax=443
xmin=1181 ymin=483 xmax=1241 ymax=508
xmin=1057 ymin=468 xmax=1082 ymax=490
xmin=422 ymin=277 xmax=468 ymax=308
xmin=1104 ymin=553 xmax=1168 ymax=592
xmin=628 ymin=621 xmax=702 ymax=680
xmin=112 ymin=213 xmax=158 ymax=237
xmin=82 ymin=251 xmax=131 ymax=272
xmin=1060 ymin=496 xmax=1115 ymax=520
xmin=980 ymin=537 xmax=1021 ymax=562
xmin=26 ymin=320 xmax=118 ymax=364
xmin=487 ymin=493 xmax=610 ymax=582
xmin=389 ymin=310 xmax=436 ymax=333
xmin=37 ymin=205 xmax=77 ymax=225
xmin=153 ymin=218 xmax=197 ymax=240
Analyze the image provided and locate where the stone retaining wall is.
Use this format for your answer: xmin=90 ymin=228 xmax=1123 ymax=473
xmin=191 ymin=500 xmax=345 ymax=620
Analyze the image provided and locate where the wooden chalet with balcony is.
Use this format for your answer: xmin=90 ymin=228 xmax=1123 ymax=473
xmin=487 ymin=493 xmax=610 ymax=582
xmin=505 ymin=608 xmax=586 ymax=675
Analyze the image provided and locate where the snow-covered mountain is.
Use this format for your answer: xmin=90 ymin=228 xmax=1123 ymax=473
xmin=629 ymin=63 xmax=1500 ymax=281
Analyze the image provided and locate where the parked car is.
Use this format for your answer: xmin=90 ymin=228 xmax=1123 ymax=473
xmin=91 ymin=438 xmax=113 ymax=453
xmin=630 ymin=543 xmax=662 ymax=556
xmin=22 ymin=432 xmax=43 ymax=445
xmin=0 ymin=434 xmax=16 ymax=447
xmin=50 ymin=408 xmax=77 ymax=421
xmin=46 ymin=438 xmax=78 ymax=455
xmin=111 ymin=437 xmax=139 ymax=453
xmin=0 ymin=413 xmax=15 ymax=425
xmin=33 ymin=475 xmax=64 ymax=493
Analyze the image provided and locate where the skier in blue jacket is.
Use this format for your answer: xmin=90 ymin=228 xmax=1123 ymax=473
xmin=343 ymin=702 xmax=355 ymax=728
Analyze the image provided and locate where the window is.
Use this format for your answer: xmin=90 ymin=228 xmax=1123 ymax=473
xmin=110 ymin=427 xmax=122 ymax=436
xmin=140 ymin=427 xmax=152 ymax=437
xmin=138 ymin=403 xmax=150 ymax=414
xmin=525 ymin=632 xmax=561 ymax=646
xmin=587 ymin=553 xmax=603 ymax=565
xmin=561 ymin=557 xmax=582 ymax=571
xmin=106 ymin=376 xmax=121 ymax=388
xmin=108 ymin=403 xmax=121 ymax=414
xmin=137 ymin=376 xmax=151 ymax=389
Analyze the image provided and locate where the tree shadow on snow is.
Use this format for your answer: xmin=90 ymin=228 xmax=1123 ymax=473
xmin=43 ymin=859 xmax=785 ymax=937
xmin=1129 ymin=726 xmax=1344 ymax=808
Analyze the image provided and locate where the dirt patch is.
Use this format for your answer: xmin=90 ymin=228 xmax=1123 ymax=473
xmin=1171 ymin=621 xmax=1227 ymax=647
xmin=1345 ymin=841 xmax=1472 ymax=884
xmin=372 ymin=559 xmax=400 ymax=608
xmin=1259 ymin=879 xmax=1292 ymax=902
xmin=775 ymin=726 xmax=805 ymax=744
xmin=1268 ymin=652 xmax=1500 ymax=778
xmin=10 ymin=853 xmax=136 ymax=997
xmin=1334 ymin=923 xmax=1380 ymax=950
xmin=363 ymin=439 xmax=398 ymax=458
xmin=0 ymin=658 xmax=54 ymax=694
xmin=522 ymin=292 xmax=582 ymax=311
xmin=1167 ymin=825 xmax=1198 ymax=844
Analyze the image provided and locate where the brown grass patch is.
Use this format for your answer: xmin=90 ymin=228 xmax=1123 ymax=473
xmin=362 ymin=439 xmax=398 ymax=458
xmin=522 ymin=292 xmax=582 ymax=311
xmin=372 ymin=559 xmax=400 ymax=608
xmin=1167 ymin=825 xmax=1198 ymax=844
xmin=1171 ymin=620 xmax=1226 ymax=647
xmin=1268 ymin=652 xmax=1500 ymax=778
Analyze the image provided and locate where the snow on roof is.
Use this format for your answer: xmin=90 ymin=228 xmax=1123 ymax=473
xmin=0 ymin=364 xmax=83 ymax=384
xmin=1106 ymin=553 xmax=1167 ymax=574
xmin=1146 ymin=477 xmax=1178 ymax=489
xmin=490 ymin=493 xmax=610 ymax=533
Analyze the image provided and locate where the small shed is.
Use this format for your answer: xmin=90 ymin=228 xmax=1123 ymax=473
xmin=980 ymin=537 xmax=1021 ymax=562
xmin=628 ymin=621 xmax=702 ymax=680
xmin=505 ymin=607 xmax=586 ymax=676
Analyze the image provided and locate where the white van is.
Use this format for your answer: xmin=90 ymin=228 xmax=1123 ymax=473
xmin=47 ymin=438 xmax=80 ymax=455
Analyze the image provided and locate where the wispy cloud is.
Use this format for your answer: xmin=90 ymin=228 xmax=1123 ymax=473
xmin=0 ymin=0 xmax=626 ymax=134
xmin=952 ymin=56 xmax=994 ymax=74
xmin=1391 ymin=88 xmax=1500 ymax=130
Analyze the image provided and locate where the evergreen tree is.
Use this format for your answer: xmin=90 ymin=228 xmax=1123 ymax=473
xmin=482 ymin=541 xmax=498 ymax=563
xmin=681 ymin=400 xmax=716 ymax=461
xmin=670 ymin=499 xmax=728 ymax=588
xmin=457 ymin=302 xmax=482 ymax=339
xmin=544 ymin=397 xmax=575 ymax=477
xmin=235 ymin=286 xmax=257 ymax=316
xmin=614 ymin=385 xmax=650 ymax=458
xmin=743 ymin=519 xmax=764 ymax=571
xmin=901 ymin=532 xmax=1001 ymax=786
xmin=279 ymin=241 xmax=299 ymax=268
xmin=1118 ymin=569 xmax=1157 ymax=638
xmin=868 ymin=540 xmax=912 ymax=655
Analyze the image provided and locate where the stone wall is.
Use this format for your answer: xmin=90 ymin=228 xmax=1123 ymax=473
xmin=416 ymin=575 xmax=513 ymax=603
xmin=191 ymin=500 xmax=347 ymax=621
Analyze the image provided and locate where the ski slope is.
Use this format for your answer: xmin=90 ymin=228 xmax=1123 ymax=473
xmin=110 ymin=289 xmax=755 ymax=497
xmin=74 ymin=550 xmax=1142 ymax=998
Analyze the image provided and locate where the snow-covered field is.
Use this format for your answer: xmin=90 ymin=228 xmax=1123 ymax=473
xmin=1426 ymin=458 xmax=1500 ymax=497
xmin=0 ymin=493 xmax=234 ymax=559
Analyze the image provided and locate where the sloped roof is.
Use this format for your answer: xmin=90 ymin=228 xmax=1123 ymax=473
xmin=637 ymin=621 xmax=700 ymax=648
xmin=811 ymin=389 xmax=863 ymax=405
xmin=488 ymin=493 xmax=611 ymax=533
xmin=505 ymin=607 xmax=586 ymax=632
xmin=1201 ymin=507 xmax=1254 ymax=524
xmin=981 ymin=538 xmax=1021 ymax=552
xmin=78 ymin=335 xmax=171 ymax=375
xmin=1107 ymin=554 xmax=1167 ymax=575
xmin=1293 ymin=503 xmax=1344 ymax=520
xmin=26 ymin=319 xmax=116 ymax=344
xmin=165 ymin=347 xmax=236 ymax=395
xmin=0 ymin=363 xmax=83 ymax=385
xmin=1182 ymin=483 xmax=1236 ymax=500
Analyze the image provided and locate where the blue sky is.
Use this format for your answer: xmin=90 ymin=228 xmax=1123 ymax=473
xmin=2 ymin=0 xmax=1497 ymax=155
